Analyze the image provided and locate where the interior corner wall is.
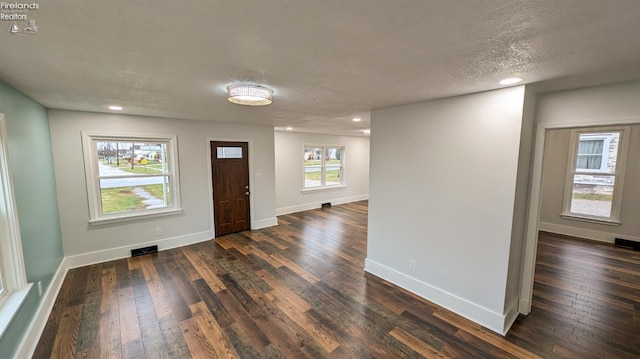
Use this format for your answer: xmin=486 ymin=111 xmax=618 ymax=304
xmin=47 ymin=110 xmax=276 ymax=260
xmin=274 ymin=130 xmax=369 ymax=215
xmin=503 ymin=86 xmax=536 ymax=328
xmin=366 ymin=86 xmax=525 ymax=334
xmin=536 ymin=80 xmax=640 ymax=243
xmin=0 ymin=81 xmax=64 ymax=358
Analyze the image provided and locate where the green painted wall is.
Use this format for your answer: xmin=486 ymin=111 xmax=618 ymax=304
xmin=0 ymin=80 xmax=63 ymax=358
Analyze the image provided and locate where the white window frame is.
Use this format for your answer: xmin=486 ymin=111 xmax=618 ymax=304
xmin=0 ymin=113 xmax=32 ymax=338
xmin=81 ymin=132 xmax=182 ymax=225
xmin=302 ymin=145 xmax=346 ymax=192
xmin=561 ymin=126 xmax=630 ymax=225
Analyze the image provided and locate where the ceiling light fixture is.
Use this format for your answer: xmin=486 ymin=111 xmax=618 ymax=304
xmin=227 ymin=84 xmax=273 ymax=106
xmin=499 ymin=77 xmax=523 ymax=85
xmin=363 ymin=129 xmax=371 ymax=135
xmin=353 ymin=118 xmax=362 ymax=122
xmin=108 ymin=105 xmax=123 ymax=111
xmin=285 ymin=126 xmax=293 ymax=130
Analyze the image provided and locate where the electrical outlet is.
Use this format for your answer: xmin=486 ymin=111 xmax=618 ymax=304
xmin=409 ymin=260 xmax=417 ymax=272
xmin=155 ymin=227 xmax=162 ymax=236
xmin=37 ymin=281 xmax=42 ymax=297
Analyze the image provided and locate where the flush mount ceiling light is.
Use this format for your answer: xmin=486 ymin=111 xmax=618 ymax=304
xmin=499 ymin=77 xmax=523 ymax=85
xmin=108 ymin=105 xmax=123 ymax=111
xmin=353 ymin=118 xmax=362 ymax=122
xmin=227 ymin=84 xmax=273 ymax=106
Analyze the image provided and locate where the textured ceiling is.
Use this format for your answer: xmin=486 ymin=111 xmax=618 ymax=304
xmin=1 ymin=0 xmax=640 ymax=135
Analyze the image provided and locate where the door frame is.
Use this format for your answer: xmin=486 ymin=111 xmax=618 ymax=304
xmin=519 ymin=116 xmax=640 ymax=315
xmin=206 ymin=137 xmax=254 ymax=237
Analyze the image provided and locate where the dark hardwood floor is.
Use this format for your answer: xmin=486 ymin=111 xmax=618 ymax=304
xmin=33 ymin=201 xmax=640 ymax=358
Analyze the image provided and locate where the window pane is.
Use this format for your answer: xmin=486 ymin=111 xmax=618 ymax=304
xmin=325 ymin=147 xmax=341 ymax=164
xmin=304 ymin=147 xmax=323 ymax=165
xmin=217 ymin=147 xmax=243 ymax=159
xmin=575 ymin=132 xmax=620 ymax=173
xmin=304 ymin=168 xmax=322 ymax=187
xmin=325 ymin=164 xmax=342 ymax=186
xmin=98 ymin=141 xmax=168 ymax=176
xmin=100 ymin=176 xmax=171 ymax=214
xmin=577 ymin=139 xmax=604 ymax=155
xmin=576 ymin=154 xmax=602 ymax=169
xmin=304 ymin=147 xmax=323 ymax=187
xmin=570 ymin=174 xmax=614 ymax=217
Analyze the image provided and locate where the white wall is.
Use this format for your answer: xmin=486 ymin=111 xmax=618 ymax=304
xmin=274 ymin=131 xmax=369 ymax=214
xmin=48 ymin=110 xmax=276 ymax=264
xmin=536 ymin=80 xmax=640 ymax=126
xmin=535 ymin=80 xmax=640 ymax=243
xmin=366 ymin=86 xmax=526 ymax=334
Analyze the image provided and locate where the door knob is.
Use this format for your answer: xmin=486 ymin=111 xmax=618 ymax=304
xmin=245 ymin=185 xmax=249 ymax=189
xmin=245 ymin=191 xmax=250 ymax=196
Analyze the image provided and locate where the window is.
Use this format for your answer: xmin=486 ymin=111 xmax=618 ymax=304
xmin=575 ymin=134 xmax=610 ymax=171
xmin=82 ymin=133 xmax=182 ymax=224
xmin=303 ymin=145 xmax=344 ymax=190
xmin=562 ymin=128 xmax=629 ymax=223
xmin=0 ymin=114 xmax=30 ymax=338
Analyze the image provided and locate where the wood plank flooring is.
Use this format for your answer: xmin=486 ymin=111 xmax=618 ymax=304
xmin=33 ymin=202 xmax=640 ymax=358
xmin=507 ymin=231 xmax=640 ymax=358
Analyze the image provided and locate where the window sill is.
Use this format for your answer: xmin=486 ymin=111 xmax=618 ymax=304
xmin=560 ymin=213 xmax=621 ymax=226
xmin=89 ymin=208 xmax=183 ymax=226
xmin=0 ymin=283 xmax=32 ymax=338
xmin=301 ymin=185 xmax=346 ymax=194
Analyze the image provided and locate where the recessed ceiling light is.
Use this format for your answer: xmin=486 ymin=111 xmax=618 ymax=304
xmin=353 ymin=118 xmax=362 ymax=122
xmin=285 ymin=126 xmax=293 ymax=130
xmin=108 ymin=105 xmax=123 ymax=111
xmin=363 ymin=129 xmax=371 ymax=135
xmin=499 ymin=77 xmax=523 ymax=85
xmin=227 ymin=84 xmax=273 ymax=106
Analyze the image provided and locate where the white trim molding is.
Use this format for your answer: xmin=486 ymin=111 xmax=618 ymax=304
xmin=64 ymin=230 xmax=212 ymax=269
xmin=0 ymin=113 xmax=31 ymax=339
xmin=365 ymin=258 xmax=515 ymax=335
xmin=539 ymin=222 xmax=640 ymax=244
xmin=276 ymin=194 xmax=369 ymax=216
xmin=13 ymin=260 xmax=68 ymax=359
xmin=252 ymin=217 xmax=279 ymax=230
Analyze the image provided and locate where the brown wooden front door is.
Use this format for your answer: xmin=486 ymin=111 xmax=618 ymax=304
xmin=211 ymin=141 xmax=250 ymax=236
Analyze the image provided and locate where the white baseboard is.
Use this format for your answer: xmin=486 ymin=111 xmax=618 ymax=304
xmin=539 ymin=221 xmax=640 ymax=244
xmin=64 ymin=230 xmax=212 ymax=269
xmin=252 ymin=217 xmax=278 ymax=230
xmin=364 ymin=258 xmax=510 ymax=335
xmin=276 ymin=194 xmax=368 ymax=215
xmin=518 ymin=297 xmax=531 ymax=315
xmin=13 ymin=258 xmax=70 ymax=359
xmin=503 ymin=299 xmax=520 ymax=334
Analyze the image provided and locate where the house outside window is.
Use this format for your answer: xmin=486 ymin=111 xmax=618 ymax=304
xmin=303 ymin=145 xmax=344 ymax=190
xmin=82 ymin=133 xmax=182 ymax=224
xmin=562 ymin=128 xmax=629 ymax=223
